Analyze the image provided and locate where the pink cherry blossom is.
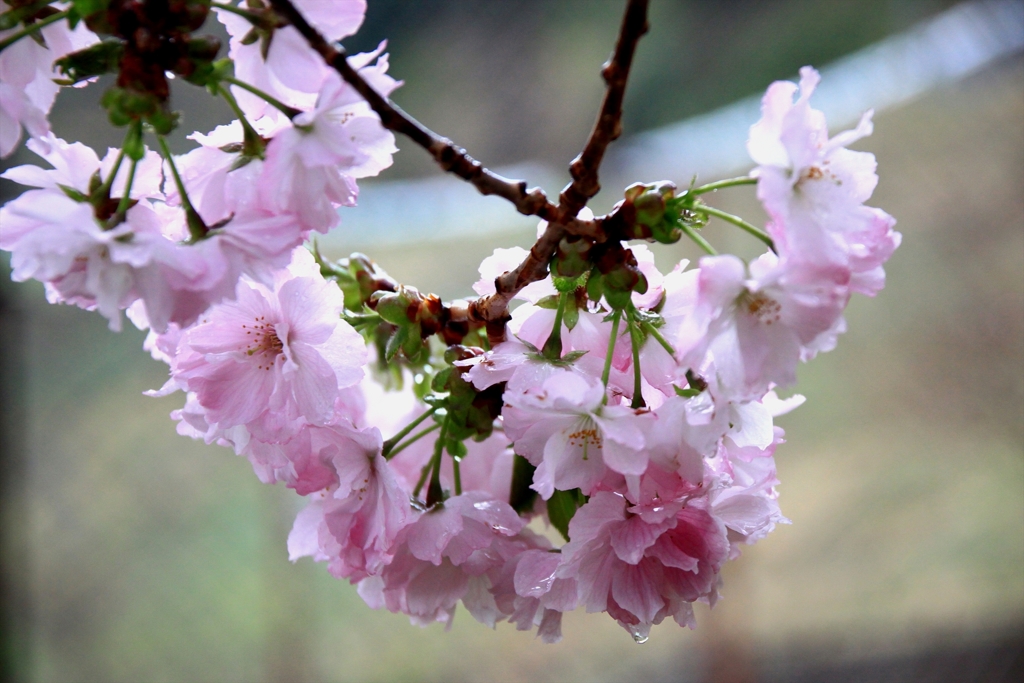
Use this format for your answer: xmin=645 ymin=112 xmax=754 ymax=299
xmin=364 ymin=492 xmax=525 ymax=626
xmin=679 ymin=252 xmax=849 ymax=401
xmin=645 ymin=395 xmax=718 ymax=486
xmin=216 ymin=0 xmax=367 ymax=119
xmin=491 ymin=539 xmax=578 ymax=643
xmin=0 ymin=137 xmax=166 ymax=329
xmin=0 ymin=4 xmax=98 ymax=156
xmin=259 ymin=62 xmax=398 ymax=234
xmin=709 ymin=428 xmax=790 ymax=552
xmin=172 ymin=265 xmax=366 ymax=439
xmin=287 ymin=424 xmax=415 ymax=579
xmin=501 ymin=365 xmax=650 ymax=498
xmin=0 ymin=133 xmax=327 ymax=333
xmin=557 ymin=490 xmax=729 ymax=641
xmin=748 ymin=66 xmax=901 ymax=291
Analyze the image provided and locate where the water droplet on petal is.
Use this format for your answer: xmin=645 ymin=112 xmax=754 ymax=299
xmin=630 ymin=626 xmax=649 ymax=644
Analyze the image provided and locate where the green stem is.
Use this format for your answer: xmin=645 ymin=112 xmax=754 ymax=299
xmin=215 ymin=83 xmax=265 ymax=158
xmin=97 ymin=147 xmax=126 ymax=200
xmin=690 ymin=176 xmax=756 ymax=195
xmin=600 ymin=309 xmax=622 ymax=393
xmin=223 ymin=76 xmax=302 ymax=119
xmin=423 ymin=414 xmax=450 ymax=506
xmin=413 ymin=460 xmax=432 ymax=500
xmin=695 ymin=205 xmax=775 ymax=252
xmin=156 ymin=135 xmax=208 ymax=241
xmin=382 ymin=407 xmax=437 ymax=457
xmin=680 ymin=222 xmax=717 ymax=256
xmin=626 ymin=307 xmax=645 ymax=409
xmin=0 ymin=9 xmax=67 ymax=54
xmin=452 ymin=457 xmax=462 ymax=497
xmin=115 ymin=157 xmax=138 ymax=215
xmin=641 ymin=320 xmax=675 ymax=356
xmin=386 ymin=422 xmax=440 ymax=460
xmin=542 ymin=290 xmax=569 ymax=360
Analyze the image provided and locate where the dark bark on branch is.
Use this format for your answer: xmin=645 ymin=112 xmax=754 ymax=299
xmin=267 ymin=0 xmax=649 ymax=333
xmin=266 ymin=0 xmax=560 ymax=222
xmin=559 ymin=0 xmax=649 ymax=216
xmin=473 ymin=0 xmax=649 ymax=326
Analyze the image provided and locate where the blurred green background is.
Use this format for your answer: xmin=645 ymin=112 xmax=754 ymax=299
xmin=1 ymin=1 xmax=1022 ymax=681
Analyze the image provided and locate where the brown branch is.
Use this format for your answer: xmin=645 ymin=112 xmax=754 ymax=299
xmin=558 ymin=0 xmax=649 ymax=216
xmin=267 ymin=0 xmax=648 ymax=336
xmin=266 ymin=0 xmax=559 ymax=222
xmin=470 ymin=0 xmax=649 ymax=326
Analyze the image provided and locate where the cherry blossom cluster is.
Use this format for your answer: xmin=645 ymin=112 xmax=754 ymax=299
xmin=1 ymin=0 xmax=395 ymax=332
xmin=0 ymin=0 xmax=899 ymax=643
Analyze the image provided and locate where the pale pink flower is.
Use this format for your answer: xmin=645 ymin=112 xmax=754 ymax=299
xmin=502 ymin=365 xmax=649 ymax=498
xmin=172 ymin=266 xmax=366 ymax=439
xmin=644 ymin=395 xmax=718 ymax=486
xmin=172 ymin=122 xmax=326 ymax=272
xmin=491 ymin=537 xmax=578 ymax=643
xmin=365 ymin=492 xmax=525 ymax=625
xmin=0 ymin=83 xmax=49 ymax=157
xmin=0 ymin=134 xmax=309 ymax=332
xmin=748 ymin=66 xmax=900 ymax=291
xmin=259 ymin=61 xmax=398 ymax=234
xmin=557 ymin=490 xmax=729 ymax=640
xmin=0 ymin=4 xmax=98 ymax=156
xmin=630 ymin=244 xmax=665 ymax=309
xmin=461 ymin=338 xmax=534 ymax=390
xmin=0 ymin=137 xmax=167 ymax=329
xmin=216 ymin=0 xmax=372 ymax=120
xmin=679 ymin=252 xmax=848 ymax=401
xmin=216 ymin=0 xmax=367 ymax=118
xmin=844 ymin=207 xmax=901 ymax=296
xmin=288 ymin=424 xmax=415 ymax=579
xmin=709 ymin=429 xmax=790 ymax=551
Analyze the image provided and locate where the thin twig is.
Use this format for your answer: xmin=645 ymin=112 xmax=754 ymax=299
xmin=689 ymin=175 xmax=757 ymax=195
xmin=267 ymin=0 xmax=560 ymax=222
xmin=467 ymin=0 xmax=650 ymax=325
xmin=695 ymin=204 xmax=775 ymax=252
xmin=559 ymin=0 xmax=649 ymax=216
xmin=268 ymin=0 xmax=648 ymax=331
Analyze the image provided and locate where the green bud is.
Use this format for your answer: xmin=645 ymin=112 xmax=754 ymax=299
xmin=552 ymin=275 xmax=584 ymax=294
xmin=146 ymin=107 xmax=180 ymax=136
xmin=553 ymin=236 xmax=592 ymax=279
xmin=603 ymin=287 xmax=632 ymax=310
xmin=122 ymin=122 xmax=145 ymax=161
xmin=586 ymin=270 xmax=605 ymax=303
xmin=446 ymin=437 xmax=468 ymax=459
xmin=431 ymin=367 xmax=453 ymax=393
xmin=625 ymin=181 xmax=682 ymax=244
xmin=402 ymin=324 xmax=428 ymax=364
xmin=374 ymin=288 xmax=415 ymax=326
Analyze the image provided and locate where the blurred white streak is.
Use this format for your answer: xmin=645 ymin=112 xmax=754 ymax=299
xmin=323 ymin=0 xmax=1024 ymax=250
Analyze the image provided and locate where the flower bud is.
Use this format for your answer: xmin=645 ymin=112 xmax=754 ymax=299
xmin=624 ymin=181 xmax=682 ymax=244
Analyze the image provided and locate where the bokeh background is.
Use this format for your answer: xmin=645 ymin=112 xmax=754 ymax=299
xmin=1 ymin=1 xmax=1022 ymax=681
